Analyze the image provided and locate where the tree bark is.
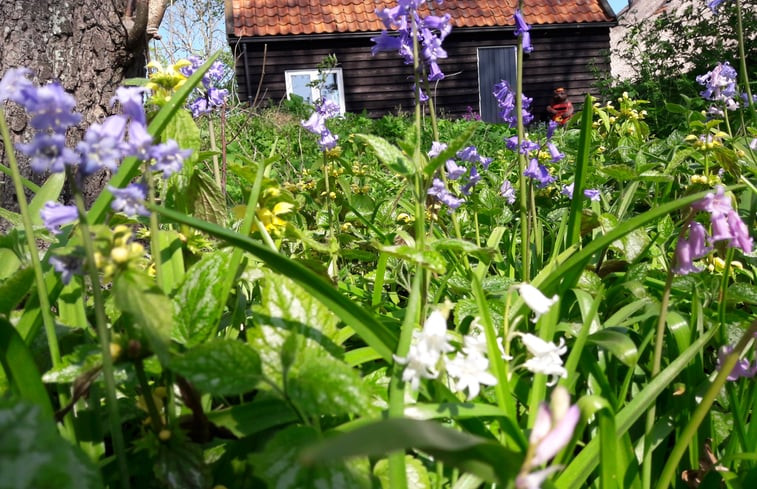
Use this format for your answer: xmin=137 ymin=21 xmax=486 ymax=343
xmin=0 ymin=0 xmax=148 ymax=228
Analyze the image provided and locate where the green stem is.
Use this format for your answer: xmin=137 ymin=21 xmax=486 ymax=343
xmin=515 ymin=3 xmax=530 ymax=282
xmin=72 ymin=189 xmax=131 ymax=489
xmin=642 ymin=267 xmax=674 ymax=489
xmin=0 ymin=109 xmax=62 ymax=370
xmin=146 ymin=169 xmax=164 ymax=291
xmin=655 ymin=320 xmax=757 ymax=489
xmin=135 ymin=358 xmax=163 ymax=433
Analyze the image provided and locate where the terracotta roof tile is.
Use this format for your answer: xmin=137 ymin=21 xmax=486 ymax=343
xmin=231 ymin=0 xmax=614 ymax=38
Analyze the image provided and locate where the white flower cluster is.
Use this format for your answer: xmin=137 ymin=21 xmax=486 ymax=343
xmin=395 ymin=311 xmax=497 ymax=400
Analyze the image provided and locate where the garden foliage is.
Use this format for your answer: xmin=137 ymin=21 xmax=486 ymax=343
xmin=1 ymin=0 xmax=757 ymax=488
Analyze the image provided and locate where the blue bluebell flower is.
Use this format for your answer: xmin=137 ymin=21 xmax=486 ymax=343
xmin=49 ymin=255 xmax=82 ymax=285
xmin=0 ymin=67 xmax=34 ymax=104
xmin=524 ymin=158 xmax=554 ymax=188
xmin=500 ymin=180 xmax=516 ymax=204
xmin=493 ymin=80 xmax=533 ymax=127
xmin=428 ymin=177 xmax=464 ymax=210
xmin=40 ymin=201 xmax=78 ymax=235
xmin=108 ymin=183 xmax=149 ymax=217
xmin=76 ymin=115 xmax=128 ymax=174
xmin=513 ymin=9 xmax=533 ymax=53
xmin=149 ymin=140 xmax=192 ymax=178
xmin=17 ymin=133 xmax=78 ymax=173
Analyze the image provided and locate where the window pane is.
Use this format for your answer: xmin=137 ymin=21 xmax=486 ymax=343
xmin=320 ymin=72 xmax=340 ymax=107
xmin=290 ymin=74 xmax=313 ymax=104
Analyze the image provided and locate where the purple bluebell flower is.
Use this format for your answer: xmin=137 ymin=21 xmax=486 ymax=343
xmin=149 ymin=139 xmax=192 ymax=178
xmin=717 ymin=345 xmax=756 ymax=381
xmin=40 ymin=201 xmax=78 ymax=235
xmin=692 ymin=186 xmax=753 ymax=253
xmin=125 ymin=120 xmax=154 ymax=160
xmin=546 ymin=142 xmax=565 ymax=162
xmin=524 ymin=158 xmax=554 ymax=188
xmin=0 ymin=67 xmax=34 ymax=104
xmin=17 ymin=133 xmax=78 ymax=173
xmin=181 ymin=57 xmax=229 ymax=117
xmin=546 ymin=120 xmax=559 ymax=140
xmin=301 ymin=99 xmax=340 ymax=151
xmin=513 ymin=9 xmax=533 ymax=53
xmin=688 ymin=221 xmax=711 ymax=259
xmin=696 ymin=62 xmax=738 ymax=107
xmin=506 ymin=136 xmax=539 ymax=154
xmin=583 ymin=189 xmax=600 ymax=201
xmin=76 ymin=115 xmax=128 ymax=174
xmin=445 ymin=159 xmax=467 ymax=180
xmin=108 ymin=183 xmax=149 ymax=217
xmin=111 ymin=86 xmax=148 ymax=126
xmin=457 ymin=145 xmax=492 ymax=169
xmin=727 ymin=209 xmax=753 ymax=253
xmin=21 ymin=82 xmax=81 ymax=133
xmin=500 ymin=180 xmax=516 ymax=204
xmin=707 ymin=0 xmax=729 ymax=14
xmin=428 ymin=141 xmax=448 ymax=159
xmin=561 ymin=183 xmax=574 ymax=198
xmin=493 ymin=80 xmax=534 ymax=127
xmin=741 ymin=93 xmax=757 ymax=106
xmin=461 ymin=166 xmax=481 ymax=195
xmin=672 ymin=234 xmax=701 ymax=275
xmin=49 ymin=255 xmax=82 ymax=285
xmin=428 ymin=177 xmax=464 ymax=210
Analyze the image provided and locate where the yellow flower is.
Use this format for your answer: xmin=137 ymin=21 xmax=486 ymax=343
xmin=257 ymin=202 xmax=294 ymax=235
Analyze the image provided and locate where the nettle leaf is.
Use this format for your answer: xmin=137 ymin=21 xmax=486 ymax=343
xmin=154 ymin=436 xmax=211 ymax=489
xmin=113 ymin=269 xmax=172 ymax=364
xmin=431 ymin=239 xmax=498 ymax=263
xmin=728 ymin=283 xmax=757 ymax=305
xmin=0 ymin=400 xmax=103 ymax=489
xmin=161 ymin=108 xmax=201 ymax=171
xmin=250 ymin=425 xmax=371 ymax=489
xmin=599 ymin=164 xmax=637 ymax=181
xmin=171 ymin=339 xmax=261 ymax=396
xmin=288 ymin=355 xmax=374 ymax=417
xmin=374 ymin=455 xmax=431 ymax=489
xmin=172 ymin=251 xmax=234 ymax=347
xmin=355 ymin=133 xmax=414 ymax=176
xmin=376 ymin=244 xmax=447 ymax=274
xmin=250 ymin=270 xmax=343 ymax=375
xmin=187 ymin=170 xmax=226 ymax=225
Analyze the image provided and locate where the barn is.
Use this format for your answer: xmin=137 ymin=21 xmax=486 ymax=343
xmin=225 ymin=0 xmax=617 ymax=122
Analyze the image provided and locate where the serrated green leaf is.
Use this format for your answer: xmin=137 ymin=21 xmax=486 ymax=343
xmin=356 ymin=133 xmax=413 ymax=176
xmin=154 ymin=437 xmax=211 ymax=489
xmin=727 ymin=283 xmax=757 ymax=304
xmin=187 ymin=170 xmax=226 ymax=224
xmin=376 ymin=244 xmax=446 ymax=274
xmin=288 ymin=355 xmax=374 ymax=417
xmin=172 ymin=251 xmax=233 ymax=347
xmin=251 ymin=426 xmax=371 ymax=489
xmin=0 ymin=400 xmax=102 ymax=489
xmin=374 ymin=455 xmax=431 ymax=489
xmin=0 ymin=266 xmax=34 ymax=316
xmin=113 ymin=270 xmax=172 ymax=364
xmin=587 ymin=327 xmax=639 ymax=367
xmin=171 ymin=339 xmax=261 ymax=396
xmin=599 ymin=165 xmax=637 ymax=181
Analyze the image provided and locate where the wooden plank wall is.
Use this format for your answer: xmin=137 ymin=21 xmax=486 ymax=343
xmin=231 ymin=26 xmax=611 ymax=120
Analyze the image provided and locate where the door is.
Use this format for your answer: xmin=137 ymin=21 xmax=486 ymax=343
xmin=477 ymin=47 xmax=517 ymax=123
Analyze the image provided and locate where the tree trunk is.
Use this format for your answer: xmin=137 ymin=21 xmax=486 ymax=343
xmin=0 ymin=0 xmax=147 ymax=228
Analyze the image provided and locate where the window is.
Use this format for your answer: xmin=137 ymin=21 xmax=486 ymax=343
xmin=284 ymin=68 xmax=346 ymax=114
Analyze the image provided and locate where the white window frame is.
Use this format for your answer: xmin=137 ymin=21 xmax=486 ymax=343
xmin=284 ymin=68 xmax=346 ymax=114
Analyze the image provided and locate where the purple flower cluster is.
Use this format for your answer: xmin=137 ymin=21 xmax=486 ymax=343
xmin=673 ymin=186 xmax=753 ymax=275
xmin=513 ymin=9 xmax=533 ymax=53
xmin=493 ymin=80 xmax=534 ymax=128
xmin=717 ymin=345 xmax=756 ymax=381
xmin=371 ymin=0 xmax=451 ymax=94
xmin=561 ymin=183 xmax=601 ymax=201
xmin=180 ymin=56 xmax=229 ymax=117
xmin=427 ymin=142 xmax=492 ymax=211
xmin=301 ymin=99 xmax=340 ymax=150
xmin=696 ymin=62 xmax=740 ymax=112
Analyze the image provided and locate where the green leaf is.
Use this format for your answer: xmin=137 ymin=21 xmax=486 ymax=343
xmin=172 ymin=251 xmax=233 ymax=347
xmin=0 ymin=267 xmax=34 ymax=316
xmin=376 ymin=244 xmax=446 ymax=274
xmin=113 ymin=270 xmax=172 ymax=364
xmin=28 ymin=172 xmax=65 ymax=227
xmin=162 ymin=109 xmax=201 ymax=155
xmin=153 ymin=205 xmax=397 ymax=361
xmin=374 ymin=455 xmax=431 ymax=489
xmin=355 ymin=133 xmax=414 ymax=176
xmin=154 ymin=436 xmax=211 ymax=489
xmin=587 ymin=327 xmax=639 ymax=367
xmin=599 ymin=165 xmax=637 ymax=181
xmin=301 ymin=418 xmax=523 ymax=484
xmin=638 ymin=171 xmax=674 ymax=182
xmin=0 ymin=318 xmax=54 ymax=419
xmin=187 ymin=170 xmax=226 ymax=224
xmin=431 ymin=239 xmax=497 ymax=262
xmin=287 ymin=355 xmax=374 ymax=417
xmin=205 ymin=396 xmax=298 ymax=438
xmin=727 ymin=283 xmax=757 ymax=304
xmin=171 ymin=339 xmax=261 ymax=396
xmin=567 ymin=94 xmax=594 ymax=246
xmin=251 ymin=426 xmax=372 ymax=489
xmin=0 ymin=400 xmax=102 ymax=489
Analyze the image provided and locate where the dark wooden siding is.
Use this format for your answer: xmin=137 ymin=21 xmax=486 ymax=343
xmin=230 ymin=26 xmax=611 ymax=120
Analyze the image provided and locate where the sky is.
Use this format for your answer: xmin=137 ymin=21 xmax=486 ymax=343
xmin=608 ymin=0 xmax=630 ymax=14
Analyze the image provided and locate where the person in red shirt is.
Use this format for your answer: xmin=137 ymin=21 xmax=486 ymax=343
xmin=547 ymin=87 xmax=574 ymax=125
